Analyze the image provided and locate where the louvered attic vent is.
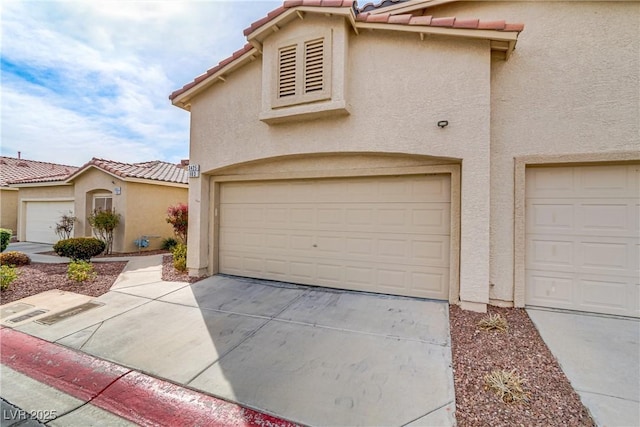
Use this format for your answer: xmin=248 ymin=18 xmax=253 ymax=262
xmin=304 ymin=38 xmax=324 ymax=94
xmin=278 ymin=45 xmax=297 ymax=98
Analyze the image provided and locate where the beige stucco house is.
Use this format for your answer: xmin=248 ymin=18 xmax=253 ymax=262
xmin=11 ymin=158 xmax=188 ymax=253
xmin=1 ymin=156 xmax=77 ymax=235
xmin=170 ymin=0 xmax=639 ymax=317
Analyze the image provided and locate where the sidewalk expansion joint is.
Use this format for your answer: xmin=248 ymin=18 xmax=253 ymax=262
xmin=401 ymin=399 xmax=456 ymax=426
xmin=185 ymin=292 xmax=306 ymax=385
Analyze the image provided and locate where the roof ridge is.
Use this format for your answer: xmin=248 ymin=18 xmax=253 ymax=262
xmin=0 ymin=156 xmax=79 ymax=169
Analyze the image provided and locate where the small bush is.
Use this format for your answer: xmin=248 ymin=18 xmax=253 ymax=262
xmin=53 ymin=237 xmax=106 ymax=261
xmin=55 ymin=211 xmax=77 ymax=240
xmin=166 ymin=204 xmax=188 ymax=244
xmin=0 ymin=265 xmax=19 ymax=290
xmin=67 ymin=260 xmax=97 ymax=282
xmin=484 ymin=369 xmax=530 ymax=404
xmin=88 ymin=208 xmax=120 ymax=254
xmin=0 ymin=251 xmax=31 ymax=267
xmin=161 ymin=237 xmax=178 ymax=251
xmin=0 ymin=228 xmax=11 ymax=252
xmin=172 ymin=243 xmax=187 ymax=272
xmin=478 ymin=313 xmax=509 ymax=333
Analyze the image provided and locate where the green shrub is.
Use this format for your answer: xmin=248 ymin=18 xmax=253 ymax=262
xmin=67 ymin=260 xmax=97 ymax=282
xmin=172 ymin=243 xmax=187 ymax=272
xmin=87 ymin=208 xmax=120 ymax=255
xmin=0 ymin=228 xmax=11 ymax=252
xmin=0 ymin=251 xmax=31 ymax=267
xmin=0 ymin=265 xmax=19 ymax=290
xmin=53 ymin=237 xmax=106 ymax=261
xmin=161 ymin=237 xmax=178 ymax=251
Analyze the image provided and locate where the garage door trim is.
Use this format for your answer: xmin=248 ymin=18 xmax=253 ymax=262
xmin=513 ymin=152 xmax=640 ymax=310
xmin=21 ymin=198 xmax=75 ymax=244
xmin=210 ymin=163 xmax=461 ymax=303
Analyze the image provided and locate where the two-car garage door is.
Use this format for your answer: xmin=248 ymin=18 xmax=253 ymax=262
xmin=526 ymin=164 xmax=639 ymax=317
xmin=25 ymin=201 xmax=74 ymax=244
xmin=219 ymin=175 xmax=451 ymax=300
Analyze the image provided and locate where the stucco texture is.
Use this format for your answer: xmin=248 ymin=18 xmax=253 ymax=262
xmin=0 ymin=189 xmax=18 ymax=233
xmin=70 ymin=168 xmax=187 ymax=253
xmin=182 ymin=1 xmax=639 ymax=309
xmin=431 ymin=1 xmax=640 ymax=304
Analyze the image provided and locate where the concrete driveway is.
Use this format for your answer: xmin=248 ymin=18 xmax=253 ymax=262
xmin=528 ymin=308 xmax=640 ymax=427
xmin=5 ymin=269 xmax=456 ymax=426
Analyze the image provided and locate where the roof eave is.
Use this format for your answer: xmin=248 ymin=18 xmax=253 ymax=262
xmin=355 ymin=21 xmax=520 ymax=57
xmin=170 ymin=46 xmax=261 ymax=111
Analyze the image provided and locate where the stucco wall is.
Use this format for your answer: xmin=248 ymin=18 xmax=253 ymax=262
xmin=0 ymin=189 xmax=18 ymax=233
xmin=188 ymin=14 xmax=493 ymax=307
xmin=123 ymin=182 xmax=187 ymax=253
xmin=72 ymin=168 xmax=188 ymax=253
xmin=431 ymin=1 xmax=640 ymax=305
xmin=71 ymin=168 xmax=125 ymax=251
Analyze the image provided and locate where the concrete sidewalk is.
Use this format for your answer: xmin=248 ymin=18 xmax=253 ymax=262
xmin=1 ymin=250 xmax=456 ymax=426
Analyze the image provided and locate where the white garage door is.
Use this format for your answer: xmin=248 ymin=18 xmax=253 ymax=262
xmin=25 ymin=201 xmax=74 ymax=244
xmin=526 ymin=164 xmax=639 ymax=317
xmin=219 ymin=175 xmax=451 ymax=300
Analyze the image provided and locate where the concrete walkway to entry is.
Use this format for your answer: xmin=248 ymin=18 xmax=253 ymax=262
xmin=528 ymin=308 xmax=640 ymax=427
xmin=1 ymin=246 xmax=456 ymax=426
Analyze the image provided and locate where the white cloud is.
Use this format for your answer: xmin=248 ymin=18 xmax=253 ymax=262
xmin=1 ymin=0 xmax=278 ymax=165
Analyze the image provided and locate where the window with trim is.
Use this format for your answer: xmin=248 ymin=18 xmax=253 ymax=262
xmin=272 ymin=35 xmax=331 ymax=108
xmin=93 ymin=194 xmax=113 ymax=212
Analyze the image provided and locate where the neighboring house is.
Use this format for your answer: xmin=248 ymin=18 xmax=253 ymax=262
xmin=11 ymin=158 xmax=188 ymax=252
xmin=0 ymin=156 xmax=78 ymax=235
xmin=170 ymin=0 xmax=639 ymax=317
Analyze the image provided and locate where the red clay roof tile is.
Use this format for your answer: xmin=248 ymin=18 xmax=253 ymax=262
xmin=477 ymin=20 xmax=506 ymax=30
xmin=1 ymin=156 xmax=78 ymax=187
xmin=388 ymin=14 xmax=412 ymax=24
xmin=69 ymin=158 xmax=188 ymax=185
xmin=409 ymin=15 xmax=432 ymax=26
xmin=453 ymin=18 xmax=480 ymax=29
xmin=430 ymin=17 xmax=456 ymax=27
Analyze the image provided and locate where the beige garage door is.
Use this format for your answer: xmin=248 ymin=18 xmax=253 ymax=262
xmin=219 ymin=175 xmax=451 ymax=300
xmin=526 ymin=164 xmax=639 ymax=317
xmin=25 ymin=201 xmax=74 ymax=244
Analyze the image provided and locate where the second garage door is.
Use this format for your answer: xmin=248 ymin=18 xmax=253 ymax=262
xmin=219 ymin=175 xmax=451 ymax=300
xmin=25 ymin=200 xmax=74 ymax=244
xmin=525 ymin=164 xmax=639 ymax=317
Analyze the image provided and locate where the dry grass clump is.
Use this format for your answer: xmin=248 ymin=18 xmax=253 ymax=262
xmin=478 ymin=313 xmax=509 ymax=332
xmin=484 ymin=369 xmax=530 ymax=404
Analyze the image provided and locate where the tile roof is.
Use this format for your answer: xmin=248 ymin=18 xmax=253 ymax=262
xmin=169 ymin=0 xmax=524 ymax=102
xmin=69 ymin=158 xmax=189 ymax=185
xmin=1 ymin=156 xmax=78 ymax=187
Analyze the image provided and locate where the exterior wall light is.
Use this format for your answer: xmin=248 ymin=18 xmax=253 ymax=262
xmin=437 ymin=120 xmax=449 ymax=128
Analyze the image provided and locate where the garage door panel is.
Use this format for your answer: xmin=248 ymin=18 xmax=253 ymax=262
xmin=526 ymin=164 xmax=639 ymax=317
xmin=219 ymin=174 xmax=451 ymax=300
xmin=25 ymin=201 xmax=74 ymax=244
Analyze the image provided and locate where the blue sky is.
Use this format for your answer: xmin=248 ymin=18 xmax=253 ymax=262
xmin=1 ymin=0 xmax=279 ymax=166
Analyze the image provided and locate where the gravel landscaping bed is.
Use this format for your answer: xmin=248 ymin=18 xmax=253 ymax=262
xmin=449 ymin=305 xmax=594 ymax=426
xmin=161 ymin=255 xmax=200 ymax=283
xmin=0 ymin=262 xmax=127 ymax=305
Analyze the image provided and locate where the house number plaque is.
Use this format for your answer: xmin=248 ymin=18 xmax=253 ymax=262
xmin=188 ymin=164 xmax=200 ymax=178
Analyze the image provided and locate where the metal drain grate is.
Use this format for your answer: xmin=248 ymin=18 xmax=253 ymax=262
xmin=7 ymin=309 xmax=48 ymax=323
xmin=36 ymin=301 xmax=104 ymax=325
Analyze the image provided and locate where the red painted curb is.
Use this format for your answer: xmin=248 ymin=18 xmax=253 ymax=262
xmin=1 ymin=327 xmax=301 ymax=427
xmin=1 ymin=327 xmax=130 ymax=401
